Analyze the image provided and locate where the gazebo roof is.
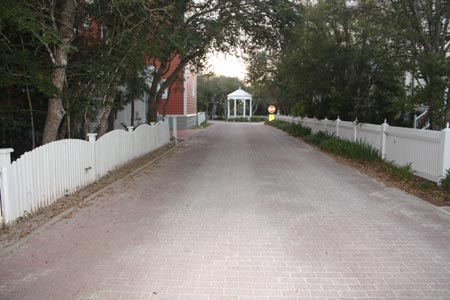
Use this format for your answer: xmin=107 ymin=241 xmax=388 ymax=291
xmin=227 ymin=87 xmax=252 ymax=99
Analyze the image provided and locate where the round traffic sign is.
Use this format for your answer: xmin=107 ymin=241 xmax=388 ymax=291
xmin=268 ymin=105 xmax=276 ymax=113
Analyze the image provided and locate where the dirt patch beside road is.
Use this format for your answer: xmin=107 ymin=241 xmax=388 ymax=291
xmin=328 ymin=153 xmax=450 ymax=206
xmin=0 ymin=143 xmax=176 ymax=248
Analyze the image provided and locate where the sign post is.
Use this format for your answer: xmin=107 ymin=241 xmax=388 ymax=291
xmin=268 ymin=105 xmax=276 ymax=121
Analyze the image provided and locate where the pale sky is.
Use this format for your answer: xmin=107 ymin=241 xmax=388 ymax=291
xmin=205 ymin=52 xmax=247 ymax=80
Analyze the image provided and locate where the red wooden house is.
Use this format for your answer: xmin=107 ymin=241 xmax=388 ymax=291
xmin=157 ymin=55 xmax=198 ymax=128
xmin=114 ymin=55 xmax=198 ymax=129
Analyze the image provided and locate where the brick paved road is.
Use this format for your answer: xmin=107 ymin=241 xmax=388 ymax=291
xmin=1 ymin=122 xmax=450 ymax=300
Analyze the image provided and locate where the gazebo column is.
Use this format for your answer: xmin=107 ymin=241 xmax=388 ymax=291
xmin=243 ymin=99 xmax=246 ymax=117
xmin=250 ymin=98 xmax=253 ymax=117
xmin=234 ymin=99 xmax=237 ymax=117
xmin=227 ymin=99 xmax=230 ymax=118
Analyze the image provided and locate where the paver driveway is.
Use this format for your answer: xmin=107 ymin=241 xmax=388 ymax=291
xmin=1 ymin=122 xmax=450 ymax=300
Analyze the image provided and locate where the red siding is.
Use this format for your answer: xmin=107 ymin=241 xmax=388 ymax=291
xmin=147 ymin=55 xmax=197 ymax=116
xmin=147 ymin=56 xmax=184 ymax=115
xmin=159 ymin=78 xmax=184 ymax=115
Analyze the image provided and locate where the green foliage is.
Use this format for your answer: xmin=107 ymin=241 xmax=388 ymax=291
xmin=248 ymin=0 xmax=450 ymax=126
xmin=390 ymin=0 xmax=450 ymax=129
xmin=271 ymin=121 xmax=380 ymax=162
xmin=227 ymin=116 xmax=267 ymax=123
xmin=271 ymin=120 xmax=311 ymax=137
xmin=273 ymin=1 xmax=406 ymax=123
xmin=383 ymin=162 xmax=414 ymax=181
xmin=250 ymin=116 xmax=267 ymax=122
xmin=197 ymin=74 xmax=243 ymax=118
xmin=194 ymin=122 xmax=211 ymax=129
xmin=418 ymin=182 xmax=434 ymax=191
xmin=306 ymin=132 xmax=381 ymax=162
xmin=440 ymin=169 xmax=450 ymax=190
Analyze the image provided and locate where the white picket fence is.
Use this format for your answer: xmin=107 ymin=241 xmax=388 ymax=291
xmin=276 ymin=115 xmax=450 ymax=183
xmin=0 ymin=120 xmax=170 ymax=224
xmin=197 ymin=112 xmax=206 ymax=126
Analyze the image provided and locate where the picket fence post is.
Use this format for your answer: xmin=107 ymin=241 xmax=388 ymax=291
xmin=323 ymin=117 xmax=328 ymax=133
xmin=127 ymin=126 xmax=135 ymax=160
xmin=353 ymin=118 xmax=358 ymax=142
xmin=172 ymin=116 xmax=178 ymax=142
xmin=438 ymin=124 xmax=450 ymax=180
xmin=0 ymin=148 xmax=14 ymax=223
xmin=0 ymin=148 xmax=13 ymax=169
xmin=336 ymin=117 xmax=341 ymax=138
xmin=381 ymin=119 xmax=388 ymax=159
xmin=87 ymin=133 xmax=98 ymax=180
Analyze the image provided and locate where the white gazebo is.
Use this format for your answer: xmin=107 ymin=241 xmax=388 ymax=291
xmin=227 ymin=87 xmax=253 ymax=118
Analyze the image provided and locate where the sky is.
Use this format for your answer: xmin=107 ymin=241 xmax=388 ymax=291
xmin=205 ymin=52 xmax=247 ymax=80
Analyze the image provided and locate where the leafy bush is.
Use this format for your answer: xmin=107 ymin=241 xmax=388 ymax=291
xmin=271 ymin=121 xmax=380 ymax=161
xmin=441 ymin=169 xmax=450 ymax=190
xmin=227 ymin=116 xmax=267 ymax=122
xmin=290 ymin=124 xmax=312 ymax=137
xmin=271 ymin=120 xmax=311 ymax=137
xmin=305 ymin=131 xmax=381 ymax=162
xmin=418 ymin=182 xmax=434 ymax=191
xmin=394 ymin=163 xmax=413 ymax=181
xmin=194 ymin=122 xmax=211 ymax=129
xmin=383 ymin=162 xmax=413 ymax=181
xmin=250 ymin=116 xmax=267 ymax=122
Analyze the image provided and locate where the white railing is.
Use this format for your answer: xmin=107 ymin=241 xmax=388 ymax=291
xmin=0 ymin=120 xmax=170 ymax=224
xmin=197 ymin=112 xmax=206 ymax=126
xmin=276 ymin=115 xmax=450 ymax=183
xmin=414 ymin=109 xmax=430 ymax=129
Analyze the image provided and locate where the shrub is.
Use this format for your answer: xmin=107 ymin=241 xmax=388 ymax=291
xmin=228 ymin=116 xmax=267 ymax=122
xmin=271 ymin=120 xmax=311 ymax=137
xmin=441 ymin=169 xmax=450 ymax=190
xmin=418 ymin=182 xmax=434 ymax=191
xmin=305 ymin=131 xmax=381 ymax=162
xmin=250 ymin=116 xmax=267 ymax=122
xmin=384 ymin=162 xmax=413 ymax=181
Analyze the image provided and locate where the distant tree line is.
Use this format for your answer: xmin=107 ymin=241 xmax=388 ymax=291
xmin=247 ymin=0 xmax=450 ymax=129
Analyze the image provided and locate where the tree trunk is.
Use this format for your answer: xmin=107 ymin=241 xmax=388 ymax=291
xmin=59 ymin=115 xmax=68 ymax=139
xmin=146 ymin=61 xmax=168 ymax=123
xmin=97 ymin=86 xmax=118 ymax=137
xmin=211 ymin=102 xmax=217 ymax=119
xmin=42 ymin=0 xmax=78 ymax=144
xmin=25 ymin=84 xmax=35 ymax=149
xmin=131 ymin=97 xmax=135 ymax=126
xmin=147 ymin=91 xmax=159 ymax=123
xmin=253 ymin=103 xmax=258 ymax=115
xmin=147 ymin=56 xmax=190 ymax=122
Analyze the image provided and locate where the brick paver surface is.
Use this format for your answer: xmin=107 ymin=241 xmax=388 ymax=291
xmin=1 ymin=122 xmax=450 ymax=300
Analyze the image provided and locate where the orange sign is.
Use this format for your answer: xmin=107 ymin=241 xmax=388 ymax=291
xmin=268 ymin=105 xmax=276 ymax=114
